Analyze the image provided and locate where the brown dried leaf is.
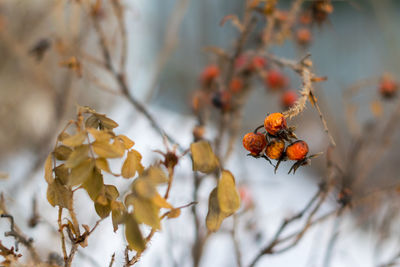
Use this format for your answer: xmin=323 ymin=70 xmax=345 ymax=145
xmin=47 ymin=178 xmax=73 ymax=209
xmin=191 ymin=141 xmax=219 ymax=174
xmin=152 ymin=193 xmax=172 ymax=209
xmin=217 ymin=170 xmax=240 ymax=214
xmin=111 ymin=201 xmax=125 ymax=232
xmin=54 ymin=164 xmax=69 ymax=185
xmin=105 ymin=184 xmax=119 ymax=200
xmin=131 ymin=196 xmax=161 ymax=229
xmin=95 ymin=113 xmax=119 ymax=129
xmin=132 ymin=178 xmax=157 ymax=199
xmin=95 ymin=200 xmax=111 ymax=219
xmin=167 ymin=208 xmax=181 ymax=219
xmin=87 ymin=128 xmax=113 ymax=142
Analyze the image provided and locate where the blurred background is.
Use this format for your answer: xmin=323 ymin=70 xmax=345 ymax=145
xmin=1 ymin=0 xmax=400 ymax=266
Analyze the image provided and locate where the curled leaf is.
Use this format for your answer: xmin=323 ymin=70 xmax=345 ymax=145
xmin=190 ymin=141 xmax=219 ymax=174
xmin=217 ymin=170 xmax=240 ymax=214
xmin=121 ymin=150 xmax=143 ymax=178
xmin=125 ymin=213 xmax=145 ymax=252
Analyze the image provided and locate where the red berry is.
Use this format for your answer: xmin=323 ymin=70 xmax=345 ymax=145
xmin=265 ymin=139 xmax=285 ymax=160
xmin=265 ymin=70 xmax=288 ymax=91
xmin=299 ymin=12 xmax=312 ymax=25
xmin=230 ymin=77 xmax=244 ymax=93
xmin=281 ymin=90 xmax=298 ymax=109
xmin=286 ymin=140 xmax=309 ymax=161
xmin=201 ymin=65 xmax=220 ymax=86
xmin=296 ymin=28 xmax=312 ymax=46
xmin=242 ymin=132 xmax=267 ymax=156
xmin=264 ymin=113 xmax=287 ymax=136
xmin=235 ymin=55 xmax=248 ymax=70
xmin=250 ymin=56 xmax=267 ymax=71
xmin=379 ymin=75 xmax=398 ymax=99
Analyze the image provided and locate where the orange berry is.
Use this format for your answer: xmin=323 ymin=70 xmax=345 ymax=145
xmin=296 ymin=28 xmax=312 ymax=46
xmin=379 ymin=76 xmax=398 ymax=99
xmin=281 ymin=90 xmax=298 ymax=109
xmin=264 ymin=113 xmax=287 ymax=136
xmin=201 ymin=65 xmax=220 ymax=86
xmin=212 ymin=90 xmax=232 ymax=111
xmin=286 ymin=140 xmax=309 ymax=161
xmin=265 ymin=70 xmax=288 ymax=91
xmin=265 ymin=139 xmax=285 ymax=159
xmin=230 ymin=77 xmax=244 ymax=93
xmin=250 ymin=56 xmax=267 ymax=71
xmin=242 ymin=132 xmax=267 ymax=156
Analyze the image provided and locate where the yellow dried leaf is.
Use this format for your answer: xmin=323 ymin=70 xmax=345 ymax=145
xmin=92 ymin=140 xmax=124 ymax=158
xmin=132 ymin=178 xmax=157 ymax=199
xmin=85 ymin=114 xmax=100 ymax=129
xmin=47 ymin=178 xmax=73 ymax=209
xmin=105 ymin=184 xmax=119 ymax=200
xmin=117 ymin=135 xmax=135 ymax=149
xmin=54 ymin=145 xmax=72 ymax=161
xmin=217 ymin=170 xmax=240 ymax=214
xmin=87 ymin=128 xmax=113 ymax=142
xmin=69 ymin=159 xmax=94 ymax=186
xmin=95 ymin=158 xmax=115 ymax=175
xmin=206 ymin=187 xmax=229 ymax=232
xmin=121 ymin=150 xmax=143 ymax=178
xmin=111 ymin=201 xmax=125 ymax=232
xmin=62 ymin=131 xmax=86 ymax=147
xmin=125 ymin=213 xmax=145 ymax=252
xmin=65 ymin=145 xmax=89 ymax=168
xmin=44 ymin=154 xmax=54 ymax=184
xmin=144 ymin=166 xmax=167 ymax=184
xmin=190 ymin=141 xmax=219 ymax=173
xmin=131 ymin=196 xmax=161 ymax=229
xmin=82 ymin=167 xmax=104 ymax=201
xmin=167 ymin=208 xmax=181 ymax=219
xmin=152 ymin=193 xmax=172 ymax=209
xmin=95 ymin=114 xmax=119 ymax=129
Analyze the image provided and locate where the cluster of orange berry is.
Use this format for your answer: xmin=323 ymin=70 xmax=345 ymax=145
xmin=243 ymin=112 xmax=316 ymax=174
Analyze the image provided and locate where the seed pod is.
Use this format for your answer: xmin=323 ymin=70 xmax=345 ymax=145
xmin=265 ymin=139 xmax=285 ymax=159
xmin=286 ymin=140 xmax=309 ymax=161
xmin=242 ymin=132 xmax=267 ymax=156
xmin=264 ymin=113 xmax=287 ymax=136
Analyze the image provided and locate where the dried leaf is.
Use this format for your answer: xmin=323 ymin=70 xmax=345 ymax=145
xmin=96 ymin=114 xmax=118 ymax=129
xmin=122 ymin=150 xmax=144 ymax=178
xmin=85 ymin=114 xmax=100 ymax=129
xmin=69 ymin=159 xmax=94 ymax=186
xmin=87 ymin=128 xmax=114 ymax=142
xmin=167 ymin=208 xmax=181 ymax=219
xmin=152 ymin=193 xmax=172 ymax=209
xmin=54 ymin=145 xmax=72 ymax=161
xmin=105 ymin=184 xmax=119 ymax=200
xmin=95 ymin=158 xmax=113 ymax=174
xmin=92 ymin=140 xmax=124 ymax=158
xmin=65 ymin=145 xmax=89 ymax=168
xmin=82 ymin=167 xmax=104 ymax=201
xmin=206 ymin=187 xmax=229 ymax=232
xmin=117 ymin=135 xmax=135 ymax=149
xmin=144 ymin=166 xmax=167 ymax=184
xmin=111 ymin=201 xmax=125 ymax=232
xmin=191 ymin=141 xmax=219 ymax=173
xmin=217 ymin=170 xmax=240 ymax=214
xmin=125 ymin=213 xmax=145 ymax=252
xmin=62 ymin=131 xmax=86 ymax=147
xmin=95 ymin=201 xmax=111 ymax=219
xmin=54 ymin=164 xmax=69 ymax=185
xmin=131 ymin=196 xmax=161 ymax=229
xmin=44 ymin=154 xmax=54 ymax=184
xmin=47 ymin=178 xmax=73 ymax=209
xmin=132 ymin=178 xmax=157 ymax=199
